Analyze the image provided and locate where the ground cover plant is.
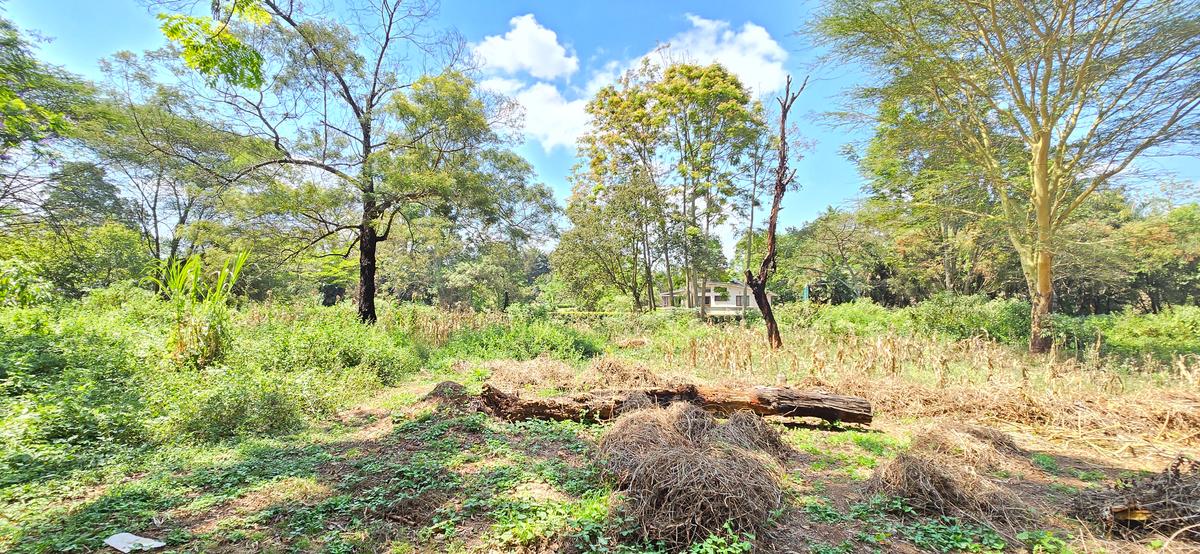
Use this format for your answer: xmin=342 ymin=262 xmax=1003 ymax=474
xmin=3 ymin=0 xmax=1200 ymax=551
xmin=3 ymin=293 xmax=1199 ymax=553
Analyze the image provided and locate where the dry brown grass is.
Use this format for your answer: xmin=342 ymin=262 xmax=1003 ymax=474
xmin=597 ymin=403 xmax=789 ymax=548
xmin=867 ymin=422 xmax=1037 ymax=533
xmin=628 ymin=326 xmax=1200 ymax=462
xmin=483 ymin=355 xmax=578 ymax=392
xmin=484 ymin=355 xmax=671 ymax=395
xmin=578 ymin=356 xmax=666 ymax=389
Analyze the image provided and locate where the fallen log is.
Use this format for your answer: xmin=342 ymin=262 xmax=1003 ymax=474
xmin=480 ymin=383 xmax=872 ymax=425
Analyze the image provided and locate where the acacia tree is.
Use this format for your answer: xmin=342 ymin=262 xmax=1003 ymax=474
xmin=152 ymin=0 xmax=525 ymax=323
xmin=1 ymin=15 xmax=91 ymax=227
xmin=746 ymin=76 xmax=803 ymax=349
xmin=818 ymin=0 xmax=1200 ymax=351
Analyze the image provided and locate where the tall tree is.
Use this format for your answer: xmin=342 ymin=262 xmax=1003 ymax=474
xmin=746 ymin=76 xmax=803 ymax=349
xmin=152 ymin=0 xmax=517 ymax=323
xmin=818 ymin=0 xmax=1200 ymax=351
xmin=654 ymin=64 xmax=764 ymax=316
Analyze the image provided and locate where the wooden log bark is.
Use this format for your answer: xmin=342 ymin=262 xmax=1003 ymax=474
xmin=480 ymin=383 xmax=872 ymax=425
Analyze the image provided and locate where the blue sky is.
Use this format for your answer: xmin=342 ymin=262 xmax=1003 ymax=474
xmin=5 ymin=0 xmax=1197 ymax=240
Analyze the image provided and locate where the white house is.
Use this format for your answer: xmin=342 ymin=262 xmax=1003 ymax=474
xmin=658 ymin=281 xmax=778 ymax=315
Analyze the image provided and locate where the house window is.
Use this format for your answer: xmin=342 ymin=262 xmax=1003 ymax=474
xmin=704 ymin=296 xmax=711 ymax=305
xmin=714 ymin=286 xmax=729 ymax=301
xmin=735 ymin=295 xmax=743 ymax=306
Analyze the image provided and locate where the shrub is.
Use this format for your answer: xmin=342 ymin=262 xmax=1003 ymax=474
xmin=155 ymin=366 xmax=309 ymax=441
xmin=438 ymin=320 xmax=603 ymax=363
xmin=231 ymin=303 xmax=426 ymax=386
xmin=0 ymin=306 xmax=149 ymax=483
xmin=806 ymin=299 xmax=899 ymax=335
xmin=905 ymin=294 xmax=1030 ymax=344
xmin=0 ymin=259 xmax=53 ymax=307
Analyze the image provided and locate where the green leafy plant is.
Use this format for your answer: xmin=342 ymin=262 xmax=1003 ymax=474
xmin=1017 ymin=530 xmax=1074 ymax=553
xmin=146 ymin=252 xmax=248 ymax=368
xmin=687 ymin=523 xmax=753 ymax=554
xmin=901 ymin=516 xmax=1006 ymax=553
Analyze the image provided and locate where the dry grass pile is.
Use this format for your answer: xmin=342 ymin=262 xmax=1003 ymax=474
xmin=598 ymin=403 xmax=788 ymax=548
xmin=614 ymin=336 xmax=650 ymax=349
xmin=867 ymin=422 xmax=1035 ymax=532
xmin=485 ymin=355 xmax=670 ymax=394
xmin=1074 ymin=456 xmax=1200 ymax=542
xmin=578 ymin=356 xmax=667 ymax=389
xmin=483 ymin=355 xmax=577 ymax=392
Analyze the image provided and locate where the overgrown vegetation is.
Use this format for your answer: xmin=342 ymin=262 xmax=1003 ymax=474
xmin=2 ymin=0 xmax=1198 ymax=551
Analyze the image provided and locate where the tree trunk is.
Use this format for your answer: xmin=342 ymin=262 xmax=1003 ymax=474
xmin=745 ymin=76 xmax=804 ymax=349
xmin=1029 ymin=134 xmax=1054 ymax=353
xmin=1030 ymin=249 xmax=1053 ymax=353
xmin=749 ymin=280 xmax=782 ymax=348
xmin=357 ymin=202 xmax=379 ymax=324
xmin=480 ymin=383 xmax=872 ymax=425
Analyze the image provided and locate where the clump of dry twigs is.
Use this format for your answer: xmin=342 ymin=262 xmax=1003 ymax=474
xmin=598 ymin=403 xmax=789 ymax=549
xmin=867 ymin=422 xmax=1036 ymax=532
xmin=1074 ymin=456 xmax=1200 ymax=543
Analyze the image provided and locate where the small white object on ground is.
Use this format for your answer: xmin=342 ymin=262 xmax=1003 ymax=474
xmin=103 ymin=532 xmax=165 ymax=552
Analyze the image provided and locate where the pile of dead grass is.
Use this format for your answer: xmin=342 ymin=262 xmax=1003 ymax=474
xmin=793 ymin=373 xmax=1200 ymax=451
xmin=483 ymin=355 xmax=577 ymax=392
xmin=484 ymin=355 xmax=669 ymax=393
xmin=598 ymin=403 xmax=788 ymax=548
xmin=412 ymin=380 xmax=482 ymax=415
xmin=1074 ymin=456 xmax=1200 ymax=543
xmin=867 ymin=422 xmax=1036 ymax=533
xmin=579 ymin=356 xmax=666 ymax=389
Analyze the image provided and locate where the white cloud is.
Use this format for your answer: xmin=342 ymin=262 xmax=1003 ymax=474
xmin=473 ymin=14 xmax=579 ymax=80
xmin=477 ymin=14 xmax=787 ymax=153
xmin=655 ymin=14 xmax=789 ymax=96
xmin=512 ymin=83 xmax=590 ymax=151
xmin=479 ymin=77 xmax=526 ymax=96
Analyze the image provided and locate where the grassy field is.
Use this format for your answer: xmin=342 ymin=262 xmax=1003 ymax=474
xmin=2 ymin=293 xmax=1198 ymax=553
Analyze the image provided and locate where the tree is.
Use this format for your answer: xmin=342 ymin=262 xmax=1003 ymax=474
xmin=151 ymin=0 xmax=533 ymax=323
xmin=580 ymin=63 xmax=671 ymax=310
xmin=0 ymin=16 xmax=86 ymax=154
xmin=0 ymin=15 xmax=91 ymax=226
xmin=553 ymin=177 xmax=653 ymax=311
xmin=817 ymin=0 xmax=1200 ymax=352
xmin=745 ymin=76 xmax=803 ymax=349
xmin=654 ymin=64 xmax=765 ymax=316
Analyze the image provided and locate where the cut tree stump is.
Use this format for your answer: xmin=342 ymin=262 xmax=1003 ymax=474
xmin=480 ymin=383 xmax=872 ymax=425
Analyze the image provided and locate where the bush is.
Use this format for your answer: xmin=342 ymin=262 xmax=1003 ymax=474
xmin=231 ymin=303 xmax=426 ymax=386
xmin=155 ymin=366 xmax=309 ymax=441
xmin=1054 ymin=306 xmax=1200 ymax=358
xmin=438 ymin=320 xmax=603 ymax=363
xmin=0 ymin=306 xmax=149 ymax=484
xmin=905 ymin=293 xmax=1030 ymax=344
xmin=804 ymin=299 xmax=899 ymax=335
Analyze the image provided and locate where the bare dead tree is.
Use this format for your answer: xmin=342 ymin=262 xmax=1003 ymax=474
xmin=745 ymin=75 xmax=805 ymax=349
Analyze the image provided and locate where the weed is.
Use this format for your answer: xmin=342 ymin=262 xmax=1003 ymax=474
xmin=1017 ymin=530 xmax=1075 ymax=553
xmin=901 ymin=516 xmax=1006 ymax=553
xmin=808 ymin=540 xmax=855 ymax=554
xmin=802 ymin=500 xmax=847 ymax=523
xmin=1031 ymin=453 xmax=1060 ymax=473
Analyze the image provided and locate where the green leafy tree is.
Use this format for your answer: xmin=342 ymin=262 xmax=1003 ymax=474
xmin=817 ymin=0 xmax=1200 ymax=351
xmin=653 ymin=63 xmax=766 ymax=316
xmin=148 ymin=0 xmax=538 ymax=322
